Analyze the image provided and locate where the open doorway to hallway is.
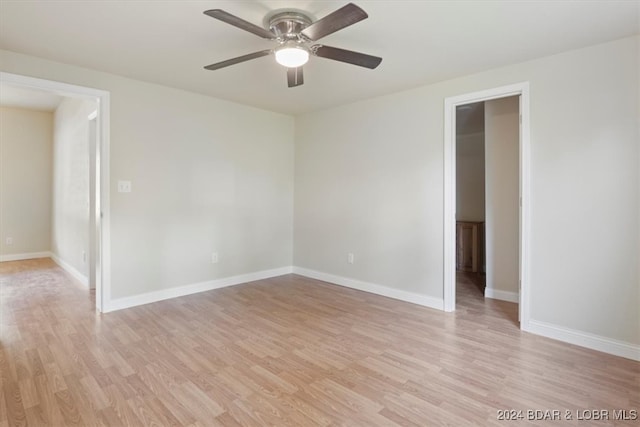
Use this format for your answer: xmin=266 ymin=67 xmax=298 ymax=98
xmin=455 ymin=101 xmax=486 ymax=298
xmin=455 ymin=97 xmax=520 ymax=317
xmin=444 ymin=82 xmax=531 ymax=329
xmin=0 ymin=72 xmax=110 ymax=312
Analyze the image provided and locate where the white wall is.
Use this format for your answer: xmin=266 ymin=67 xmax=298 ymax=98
xmin=484 ymin=96 xmax=519 ymax=295
xmin=0 ymin=50 xmax=294 ymax=301
xmin=294 ymin=95 xmax=445 ymax=296
xmin=456 ymin=132 xmax=485 ymax=222
xmin=0 ymin=106 xmax=53 ymax=258
xmin=110 ymin=82 xmax=294 ymax=299
xmin=52 ymin=97 xmax=96 ymax=278
xmin=296 ymin=35 xmax=639 ymax=346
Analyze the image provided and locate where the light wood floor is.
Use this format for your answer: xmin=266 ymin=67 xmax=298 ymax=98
xmin=1 ymin=259 xmax=638 ymax=426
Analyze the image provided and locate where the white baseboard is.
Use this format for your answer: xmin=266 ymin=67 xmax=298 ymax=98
xmin=50 ymin=253 xmax=89 ymax=287
xmin=527 ymin=319 xmax=640 ymax=361
xmin=0 ymin=251 xmax=52 ymax=262
xmin=293 ymin=267 xmax=444 ymax=311
xmin=484 ymin=287 xmax=519 ymax=303
xmin=104 ymin=266 xmax=293 ymax=313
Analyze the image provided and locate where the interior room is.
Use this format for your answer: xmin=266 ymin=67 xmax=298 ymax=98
xmin=1 ymin=1 xmax=638 ymax=425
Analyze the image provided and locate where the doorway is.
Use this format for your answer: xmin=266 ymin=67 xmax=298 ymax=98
xmin=0 ymin=72 xmax=111 ymax=312
xmin=455 ymin=101 xmax=486 ymax=296
xmin=455 ymin=97 xmax=520 ymax=307
xmin=443 ymin=82 xmax=531 ymax=331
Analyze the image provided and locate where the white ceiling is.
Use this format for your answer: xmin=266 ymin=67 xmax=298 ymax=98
xmin=0 ymin=84 xmax=63 ymax=111
xmin=0 ymin=1 xmax=638 ymax=115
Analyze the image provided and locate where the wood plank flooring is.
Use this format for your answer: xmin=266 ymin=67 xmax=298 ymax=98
xmin=1 ymin=259 xmax=638 ymax=426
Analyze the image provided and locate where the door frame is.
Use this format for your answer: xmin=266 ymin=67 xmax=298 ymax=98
xmin=443 ymin=82 xmax=531 ymax=331
xmin=1 ymin=72 xmax=111 ymax=313
xmin=88 ymin=110 xmax=98 ymax=291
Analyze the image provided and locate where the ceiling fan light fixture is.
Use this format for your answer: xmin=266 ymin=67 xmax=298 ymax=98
xmin=204 ymin=4 xmax=382 ymax=87
xmin=275 ymin=45 xmax=309 ymax=68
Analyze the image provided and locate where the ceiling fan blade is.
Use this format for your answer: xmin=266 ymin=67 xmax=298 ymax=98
xmin=301 ymin=3 xmax=368 ymax=41
xmin=204 ymin=50 xmax=272 ymax=70
xmin=204 ymin=9 xmax=275 ymax=39
xmin=312 ymin=45 xmax=382 ymax=69
xmin=287 ymin=67 xmax=304 ymax=88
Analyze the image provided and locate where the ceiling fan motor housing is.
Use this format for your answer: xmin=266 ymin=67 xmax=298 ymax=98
xmin=268 ymin=12 xmax=312 ymax=41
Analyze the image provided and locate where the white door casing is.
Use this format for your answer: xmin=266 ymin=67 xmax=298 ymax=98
xmin=443 ymin=82 xmax=531 ymax=332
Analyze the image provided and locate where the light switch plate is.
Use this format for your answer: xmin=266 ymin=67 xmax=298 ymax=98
xmin=118 ymin=180 xmax=132 ymax=193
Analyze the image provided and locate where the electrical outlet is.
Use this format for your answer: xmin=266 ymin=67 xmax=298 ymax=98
xmin=211 ymin=252 xmax=219 ymax=264
xmin=6 ymin=237 xmax=13 ymax=245
xmin=82 ymin=251 xmax=87 ymax=263
xmin=347 ymin=253 xmax=354 ymax=264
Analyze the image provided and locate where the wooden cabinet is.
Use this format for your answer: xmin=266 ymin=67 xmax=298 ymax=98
xmin=456 ymin=221 xmax=484 ymax=273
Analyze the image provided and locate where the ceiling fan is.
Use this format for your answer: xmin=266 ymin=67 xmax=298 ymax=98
xmin=203 ymin=3 xmax=382 ymax=88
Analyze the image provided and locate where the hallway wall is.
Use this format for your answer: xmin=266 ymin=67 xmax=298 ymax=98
xmin=0 ymin=106 xmax=53 ymax=259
